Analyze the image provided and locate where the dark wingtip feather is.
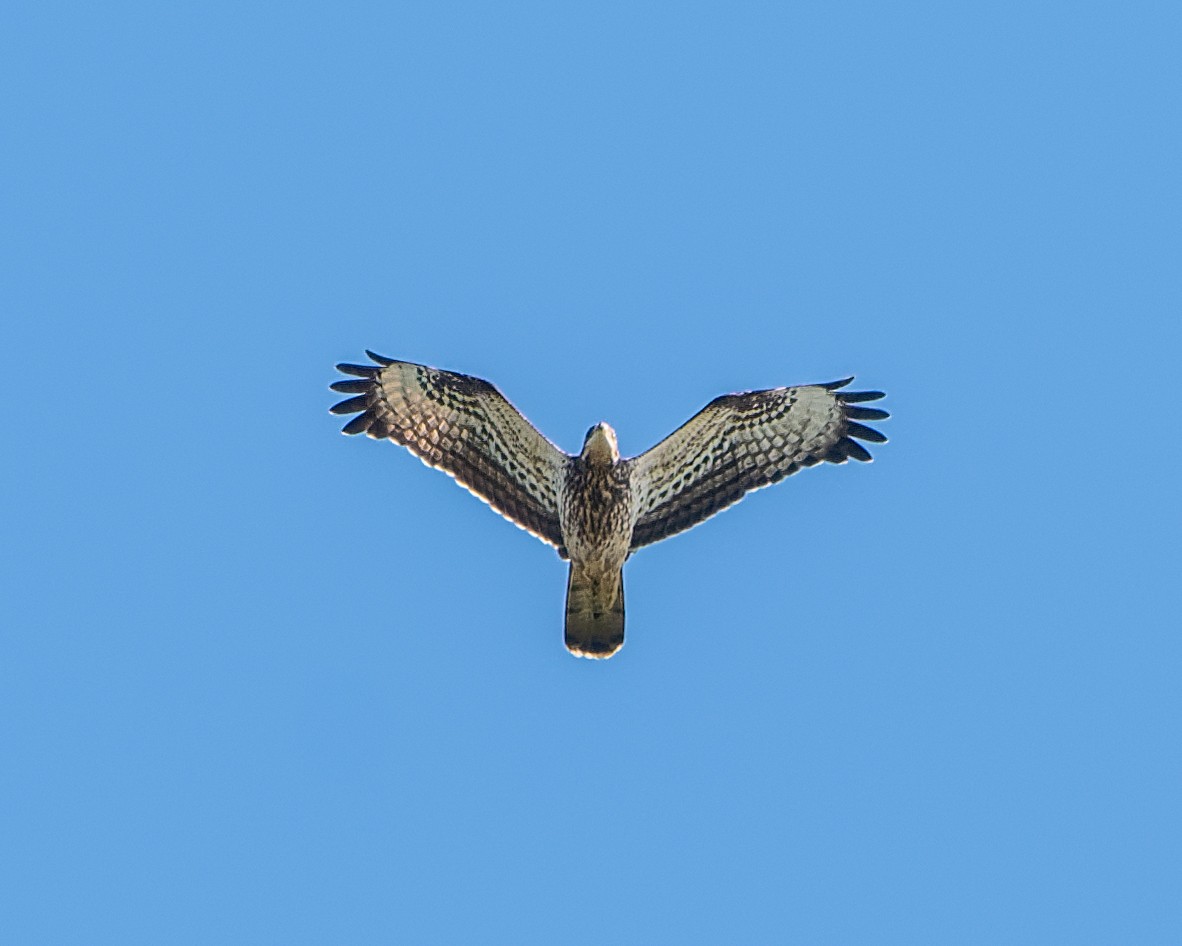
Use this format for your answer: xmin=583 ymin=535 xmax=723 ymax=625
xmin=846 ymin=421 xmax=888 ymax=443
xmin=819 ymin=376 xmax=854 ymax=390
xmin=838 ymin=389 xmax=885 ymax=403
xmin=341 ymin=412 xmax=374 ymax=436
xmin=845 ymin=405 xmax=890 ymax=421
xmin=330 ymin=395 xmax=370 ymax=416
xmin=843 ymin=438 xmax=873 ymax=462
xmin=330 ymin=379 xmax=370 ymax=394
xmin=365 ymin=350 xmax=395 ymax=365
xmin=336 ymin=363 xmax=380 ymax=378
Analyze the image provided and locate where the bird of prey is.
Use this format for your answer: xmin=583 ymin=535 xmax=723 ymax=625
xmin=331 ymin=352 xmax=889 ymax=659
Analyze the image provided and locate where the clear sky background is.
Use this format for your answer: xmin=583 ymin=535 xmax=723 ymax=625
xmin=3 ymin=1 xmax=1180 ymax=943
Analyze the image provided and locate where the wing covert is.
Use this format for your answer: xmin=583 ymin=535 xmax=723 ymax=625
xmin=627 ymin=379 xmax=888 ymax=550
xmin=331 ymin=352 xmax=568 ymax=548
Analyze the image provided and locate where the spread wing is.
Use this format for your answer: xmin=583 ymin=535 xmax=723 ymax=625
xmin=628 ymin=378 xmax=888 ymax=550
xmin=331 ymin=352 xmax=568 ymax=548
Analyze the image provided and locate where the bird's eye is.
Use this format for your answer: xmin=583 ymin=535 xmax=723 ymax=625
xmin=585 ymin=426 xmax=598 ymax=441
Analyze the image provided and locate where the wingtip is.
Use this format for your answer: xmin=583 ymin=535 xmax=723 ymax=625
xmin=329 ymin=395 xmax=370 ymax=415
xmin=844 ymin=405 xmax=890 ymax=421
xmin=838 ymin=389 xmax=886 ymax=403
xmin=335 ymin=362 xmax=380 ymax=378
xmin=341 ymin=412 xmax=374 ymax=435
xmin=846 ymin=421 xmax=888 ymax=444
xmin=330 ymin=379 xmax=370 ymax=394
xmin=365 ymin=349 xmax=395 ymax=365
xmin=843 ymin=438 xmax=874 ymax=462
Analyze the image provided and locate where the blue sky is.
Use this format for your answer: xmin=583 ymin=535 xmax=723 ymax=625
xmin=3 ymin=0 xmax=1180 ymax=942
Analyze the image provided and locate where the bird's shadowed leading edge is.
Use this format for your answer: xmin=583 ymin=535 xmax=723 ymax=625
xmin=331 ymin=351 xmax=889 ymax=659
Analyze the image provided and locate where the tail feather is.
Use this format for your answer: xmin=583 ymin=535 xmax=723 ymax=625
xmin=564 ymin=564 xmax=625 ymax=659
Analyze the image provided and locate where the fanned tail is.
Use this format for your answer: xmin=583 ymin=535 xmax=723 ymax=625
xmin=564 ymin=564 xmax=625 ymax=659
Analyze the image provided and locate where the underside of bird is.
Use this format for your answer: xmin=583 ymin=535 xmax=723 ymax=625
xmin=564 ymin=564 xmax=625 ymax=659
xmin=331 ymin=350 xmax=890 ymax=661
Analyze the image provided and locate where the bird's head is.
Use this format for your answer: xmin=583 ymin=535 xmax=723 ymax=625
xmin=580 ymin=422 xmax=620 ymax=466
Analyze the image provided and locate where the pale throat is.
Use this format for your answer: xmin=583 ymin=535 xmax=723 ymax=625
xmin=582 ymin=423 xmax=620 ymax=466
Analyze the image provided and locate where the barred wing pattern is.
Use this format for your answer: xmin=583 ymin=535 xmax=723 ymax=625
xmin=331 ymin=352 xmax=568 ymax=548
xmin=628 ymin=379 xmax=888 ymax=550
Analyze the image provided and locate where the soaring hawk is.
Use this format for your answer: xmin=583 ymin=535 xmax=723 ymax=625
xmin=331 ymin=352 xmax=889 ymax=659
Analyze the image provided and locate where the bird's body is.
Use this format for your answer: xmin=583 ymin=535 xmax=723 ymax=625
xmin=559 ymin=425 xmax=633 ymax=656
xmin=560 ymin=425 xmax=632 ymax=568
xmin=331 ymin=352 xmax=888 ymax=659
